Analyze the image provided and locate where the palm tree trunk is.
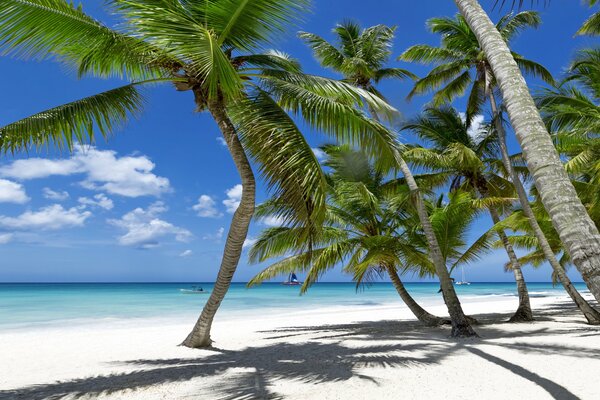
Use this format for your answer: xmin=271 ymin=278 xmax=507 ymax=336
xmin=398 ymin=158 xmax=477 ymax=337
xmin=490 ymin=207 xmax=534 ymax=322
xmin=490 ymin=93 xmax=600 ymax=324
xmin=182 ymin=96 xmax=256 ymax=348
xmin=454 ymin=0 xmax=600 ymax=304
xmin=384 ymin=264 xmax=450 ymax=326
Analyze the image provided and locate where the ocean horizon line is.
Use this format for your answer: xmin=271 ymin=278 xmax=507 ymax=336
xmin=0 ymin=281 xmax=585 ymax=284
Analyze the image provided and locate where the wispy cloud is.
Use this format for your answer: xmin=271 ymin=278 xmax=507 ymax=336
xmin=43 ymin=188 xmax=70 ymax=201
xmin=0 ymin=205 xmax=91 ymax=231
xmin=203 ymin=227 xmax=225 ymax=241
xmin=78 ymin=194 xmax=114 ymax=210
xmin=179 ymin=249 xmax=193 ymax=257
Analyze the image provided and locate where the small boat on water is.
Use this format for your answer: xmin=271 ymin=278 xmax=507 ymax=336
xmin=180 ymin=285 xmax=209 ymax=294
xmin=455 ymin=266 xmax=471 ymax=285
xmin=282 ymin=272 xmax=301 ymax=286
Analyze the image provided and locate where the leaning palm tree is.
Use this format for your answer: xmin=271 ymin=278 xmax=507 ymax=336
xmin=451 ymin=0 xmax=600 ymax=303
xmin=249 ymin=146 xmax=449 ymax=327
xmin=400 ymin=11 xmax=600 ymax=321
xmin=0 ymin=0 xmax=399 ymax=348
xmin=403 ymin=107 xmax=534 ymax=322
xmin=301 ymin=21 xmax=476 ymax=336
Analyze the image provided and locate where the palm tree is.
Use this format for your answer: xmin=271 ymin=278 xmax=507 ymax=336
xmin=298 ymin=21 xmax=416 ymax=105
xmin=301 ymin=21 xmax=476 ymax=336
xmin=451 ymin=0 xmax=600 ymax=304
xmin=0 ymin=0 xmax=399 ymax=348
xmin=401 ymin=11 xmax=600 ymax=320
xmin=493 ymin=203 xmax=600 ymax=324
xmin=403 ymin=107 xmax=534 ymax=321
xmin=249 ymin=146 xmax=449 ymax=327
xmin=415 ymin=191 xmax=497 ymax=288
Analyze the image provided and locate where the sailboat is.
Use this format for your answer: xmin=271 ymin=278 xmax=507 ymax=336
xmin=282 ymin=272 xmax=301 ymax=286
xmin=455 ymin=266 xmax=471 ymax=285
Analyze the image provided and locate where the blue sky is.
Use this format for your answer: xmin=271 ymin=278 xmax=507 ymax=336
xmin=0 ymin=0 xmax=596 ymax=283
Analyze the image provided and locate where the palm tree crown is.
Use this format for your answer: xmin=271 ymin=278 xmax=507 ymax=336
xmin=400 ymin=11 xmax=553 ymax=122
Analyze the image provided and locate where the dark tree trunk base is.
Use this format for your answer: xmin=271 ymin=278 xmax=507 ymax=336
xmin=451 ymin=323 xmax=479 ymax=338
xmin=181 ymin=336 xmax=213 ymax=349
xmin=508 ymin=306 xmax=534 ymax=323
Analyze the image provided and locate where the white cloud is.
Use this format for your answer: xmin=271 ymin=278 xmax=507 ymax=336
xmin=0 ymin=233 xmax=13 ymax=244
xmin=223 ymin=184 xmax=243 ymax=214
xmin=243 ymin=237 xmax=258 ymax=249
xmin=0 ymin=159 xmax=80 ymax=180
xmin=0 ymin=179 xmax=29 ymax=204
xmin=109 ymin=202 xmax=192 ymax=248
xmin=179 ymin=249 xmax=193 ymax=257
xmin=312 ymin=147 xmax=327 ymax=161
xmin=78 ymin=194 xmax=114 ymax=210
xmin=0 ymin=146 xmax=170 ymax=198
xmin=0 ymin=205 xmax=91 ymax=230
xmin=203 ymin=227 xmax=225 ymax=241
xmin=216 ymin=137 xmax=227 ymax=147
xmin=43 ymin=188 xmax=70 ymax=201
xmin=193 ymin=195 xmax=222 ymax=218
xmin=260 ymin=215 xmax=285 ymax=227
xmin=459 ymin=113 xmax=486 ymax=139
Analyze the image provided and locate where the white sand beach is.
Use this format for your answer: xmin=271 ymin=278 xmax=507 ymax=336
xmin=1 ymin=294 xmax=599 ymax=400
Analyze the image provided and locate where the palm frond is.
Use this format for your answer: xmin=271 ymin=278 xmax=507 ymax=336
xmin=0 ymin=83 xmax=145 ymax=153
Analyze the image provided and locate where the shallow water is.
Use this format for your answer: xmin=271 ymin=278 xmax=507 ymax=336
xmin=0 ymin=282 xmax=585 ymax=330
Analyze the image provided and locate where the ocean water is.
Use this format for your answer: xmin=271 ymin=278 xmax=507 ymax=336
xmin=0 ymin=282 xmax=585 ymax=330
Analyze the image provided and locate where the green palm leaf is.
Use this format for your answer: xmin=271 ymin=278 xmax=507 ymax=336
xmin=0 ymin=83 xmax=144 ymax=152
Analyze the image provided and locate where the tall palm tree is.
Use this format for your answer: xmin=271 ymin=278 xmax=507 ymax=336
xmin=0 ymin=0 xmax=399 ymax=348
xmin=249 ymin=146 xmax=449 ymax=327
xmin=451 ymin=0 xmax=600 ymax=304
xmin=301 ymin=22 xmax=476 ymax=336
xmin=403 ymin=107 xmax=534 ymax=321
xmin=401 ymin=11 xmax=599 ymax=321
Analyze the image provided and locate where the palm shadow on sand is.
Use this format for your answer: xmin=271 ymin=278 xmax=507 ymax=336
xmin=1 ymin=301 xmax=598 ymax=400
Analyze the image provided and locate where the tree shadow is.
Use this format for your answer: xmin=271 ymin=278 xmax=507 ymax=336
xmin=2 ymin=300 xmax=597 ymax=400
xmin=0 ymin=341 xmax=448 ymax=400
xmin=463 ymin=347 xmax=580 ymax=400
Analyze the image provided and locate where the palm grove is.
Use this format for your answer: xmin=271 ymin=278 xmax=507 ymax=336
xmin=0 ymin=0 xmax=599 ymax=347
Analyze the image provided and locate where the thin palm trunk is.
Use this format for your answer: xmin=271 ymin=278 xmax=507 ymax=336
xmin=384 ymin=264 xmax=450 ymax=326
xmin=474 ymin=172 xmax=533 ymax=321
xmin=478 ymin=185 xmax=531 ymax=321
xmin=399 ymin=158 xmax=477 ymax=337
xmin=182 ymin=96 xmax=256 ymax=348
xmin=490 ymin=93 xmax=600 ymax=324
xmin=454 ymin=0 xmax=600 ymax=303
xmin=489 ymin=206 xmax=534 ymax=322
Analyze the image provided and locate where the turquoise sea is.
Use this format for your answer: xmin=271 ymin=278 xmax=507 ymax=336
xmin=0 ymin=282 xmax=586 ymax=330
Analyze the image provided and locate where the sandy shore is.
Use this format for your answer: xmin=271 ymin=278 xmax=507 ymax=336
xmin=1 ymin=294 xmax=599 ymax=400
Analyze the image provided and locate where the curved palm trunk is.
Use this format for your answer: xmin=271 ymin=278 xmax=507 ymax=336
xmin=384 ymin=264 xmax=449 ymax=326
xmin=182 ymin=97 xmax=256 ymax=348
xmin=399 ymin=158 xmax=477 ymax=337
xmin=490 ymin=94 xmax=600 ymax=324
xmin=454 ymin=0 xmax=600 ymax=304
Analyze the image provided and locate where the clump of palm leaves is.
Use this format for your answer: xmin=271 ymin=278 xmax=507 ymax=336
xmin=249 ymin=146 xmax=493 ymax=326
